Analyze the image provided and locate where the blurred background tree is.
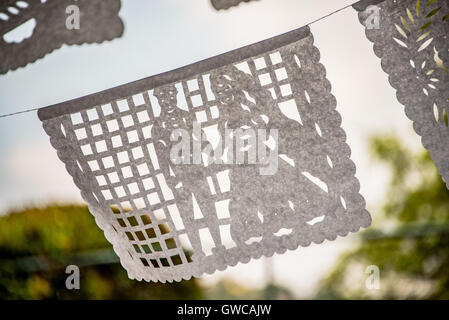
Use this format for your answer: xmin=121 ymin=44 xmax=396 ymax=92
xmin=0 ymin=205 xmax=292 ymax=299
xmin=0 ymin=205 xmax=204 ymax=299
xmin=3 ymin=134 xmax=448 ymax=300
xmin=316 ymin=135 xmax=449 ymax=299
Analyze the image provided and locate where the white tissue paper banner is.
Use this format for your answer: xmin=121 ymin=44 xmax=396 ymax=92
xmin=355 ymin=0 xmax=449 ymax=188
xmin=0 ymin=0 xmax=123 ymax=74
xmin=38 ymin=26 xmax=371 ymax=282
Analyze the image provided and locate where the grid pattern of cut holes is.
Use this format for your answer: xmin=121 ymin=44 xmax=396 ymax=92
xmin=42 ymin=29 xmax=372 ymax=281
xmin=183 ymin=76 xmax=220 ymax=126
xmin=251 ymin=51 xmax=294 ymax=103
xmin=237 ymin=48 xmax=324 ymax=142
xmin=59 ymin=43 xmax=352 ymax=266
xmin=227 ymin=45 xmax=355 ymax=227
xmin=239 ymin=50 xmax=323 ymax=135
xmin=178 ymin=75 xmax=236 ymax=255
xmin=64 ymin=78 xmax=241 ymax=268
xmin=61 ymin=93 xmax=193 ymax=269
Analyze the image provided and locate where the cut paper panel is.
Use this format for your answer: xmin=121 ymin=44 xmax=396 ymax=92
xmin=210 ymin=0 xmax=259 ymax=11
xmin=0 ymin=0 xmax=124 ymax=74
xmin=354 ymin=0 xmax=449 ymax=188
xmin=38 ymin=26 xmax=371 ymax=283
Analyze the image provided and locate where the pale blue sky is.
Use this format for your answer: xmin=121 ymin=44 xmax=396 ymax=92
xmin=0 ymin=0 xmax=423 ymax=297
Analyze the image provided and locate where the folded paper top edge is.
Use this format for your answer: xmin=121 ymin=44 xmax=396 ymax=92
xmin=352 ymin=0 xmax=386 ymax=11
xmin=37 ymin=26 xmax=310 ymax=121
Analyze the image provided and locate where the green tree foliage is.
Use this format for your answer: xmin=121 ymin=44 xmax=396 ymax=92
xmin=0 ymin=205 xmax=203 ymax=299
xmin=316 ymin=135 xmax=449 ymax=299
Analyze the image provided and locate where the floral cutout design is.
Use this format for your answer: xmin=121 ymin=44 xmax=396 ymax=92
xmin=355 ymin=0 xmax=449 ymax=187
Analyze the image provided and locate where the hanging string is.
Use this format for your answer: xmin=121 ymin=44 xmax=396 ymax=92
xmin=0 ymin=107 xmax=40 ymax=118
xmin=0 ymin=0 xmax=362 ymax=119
